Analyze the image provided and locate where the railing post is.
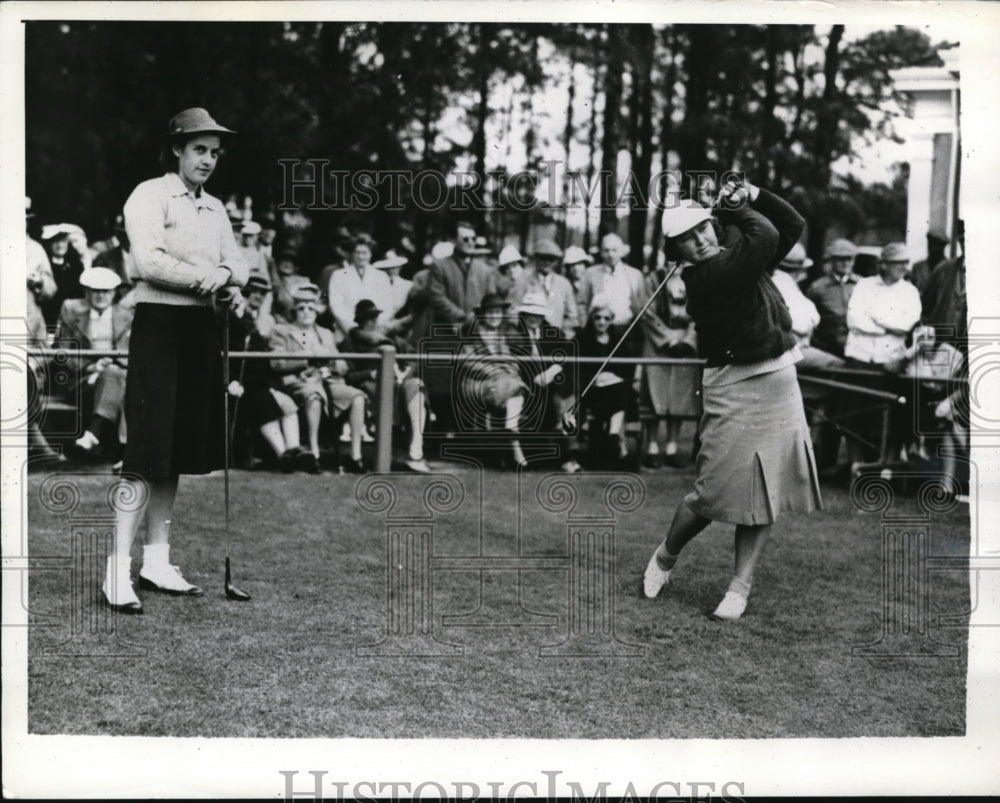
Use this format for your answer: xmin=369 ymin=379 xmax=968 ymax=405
xmin=375 ymin=345 xmax=396 ymax=473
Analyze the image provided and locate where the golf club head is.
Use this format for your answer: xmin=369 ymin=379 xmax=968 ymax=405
xmin=224 ymin=557 xmax=251 ymax=601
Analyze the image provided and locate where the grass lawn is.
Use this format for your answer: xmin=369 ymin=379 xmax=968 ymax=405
xmin=25 ymin=460 xmax=969 ymax=739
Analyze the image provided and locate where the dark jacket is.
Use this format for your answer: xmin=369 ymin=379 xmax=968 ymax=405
xmin=682 ymin=189 xmax=801 ymax=367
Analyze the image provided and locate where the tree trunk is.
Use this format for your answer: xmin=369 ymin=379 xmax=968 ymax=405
xmin=676 ymin=26 xmax=710 ymax=196
xmin=559 ymin=48 xmax=577 ymax=248
xmin=650 ymin=27 xmax=678 ymax=263
xmin=626 ymin=24 xmax=655 ymax=270
xmin=599 ymin=25 xmax=623 ymax=240
xmin=807 ymin=25 xmax=844 ymax=264
xmin=583 ymin=36 xmax=602 ymax=253
xmin=470 ymin=23 xmax=491 ymax=227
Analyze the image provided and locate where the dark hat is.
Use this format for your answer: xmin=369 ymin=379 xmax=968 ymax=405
xmin=244 ymin=275 xmax=272 ymax=294
xmin=164 ymin=107 xmax=236 ymax=140
xmin=474 ymin=293 xmax=510 ymax=314
xmin=277 ymin=247 xmax=299 ymax=262
xmin=354 ymin=299 xmax=383 ymax=322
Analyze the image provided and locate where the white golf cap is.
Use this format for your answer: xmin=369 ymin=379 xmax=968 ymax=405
xmin=79 ymin=267 xmax=122 ymax=291
xmin=661 ymin=200 xmax=712 ymax=239
xmin=241 ymin=220 xmax=262 ymax=235
xmin=497 ymin=245 xmax=524 ymax=267
xmin=515 ymin=292 xmax=550 ymax=317
xmin=431 ymin=241 xmax=454 ymax=260
xmin=372 ymin=249 xmax=409 ymax=269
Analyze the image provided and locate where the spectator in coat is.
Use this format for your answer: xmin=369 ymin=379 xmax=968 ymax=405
xmin=237 ymin=220 xmax=270 ymax=281
xmin=921 ymin=220 xmax=966 ymax=353
xmin=910 ymin=229 xmax=949 ymax=295
xmin=487 ymin=244 xmax=527 ymax=313
xmin=562 ymin=245 xmax=592 ymax=327
xmin=517 ymin=239 xmax=580 ymax=338
xmin=55 ymin=268 xmax=133 ymax=459
xmin=342 ymin=299 xmax=429 ymax=473
xmin=576 ymin=233 xmax=647 ymax=328
xmin=327 ymin=234 xmax=394 ymax=342
xmin=372 ymin=250 xmax=412 ymax=336
xmin=40 ymin=223 xmax=90 ymax=325
xmin=428 ymin=221 xmax=493 ymax=334
xmin=806 ymin=238 xmax=859 ymax=358
xmin=269 ymin=284 xmax=367 ymax=474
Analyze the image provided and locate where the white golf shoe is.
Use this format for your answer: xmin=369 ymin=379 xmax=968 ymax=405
xmin=711 ymin=590 xmax=748 ymax=621
xmin=102 ymin=557 xmax=143 ymax=614
xmin=139 ymin=563 xmax=204 ymax=596
xmin=642 ymin=552 xmax=672 ymax=599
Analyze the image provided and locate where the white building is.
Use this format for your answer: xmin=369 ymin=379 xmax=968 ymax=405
xmin=890 ymin=46 xmax=961 ymax=264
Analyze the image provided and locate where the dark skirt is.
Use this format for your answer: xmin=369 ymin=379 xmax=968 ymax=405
xmin=122 ymin=304 xmax=225 ymax=478
xmin=685 ymin=365 xmax=822 ymax=525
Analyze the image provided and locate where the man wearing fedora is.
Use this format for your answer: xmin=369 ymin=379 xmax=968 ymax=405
xmin=806 ymin=238 xmax=859 ymax=358
xmin=105 ymin=107 xmax=248 ymax=614
xmin=517 ymin=239 xmax=580 ymax=339
xmin=55 ymin=267 xmax=134 ymax=460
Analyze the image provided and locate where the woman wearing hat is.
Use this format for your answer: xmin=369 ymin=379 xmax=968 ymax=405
xmin=458 ymin=293 xmax=529 ymax=467
xmin=643 ymin=179 xmax=821 ymax=621
xmin=342 ymin=299 xmax=429 ymax=473
xmin=268 ymin=284 xmax=368 ymax=474
xmin=103 ymin=108 xmax=249 ymax=613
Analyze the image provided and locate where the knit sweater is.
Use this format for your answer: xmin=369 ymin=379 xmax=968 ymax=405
xmin=681 ymin=189 xmax=802 ymax=367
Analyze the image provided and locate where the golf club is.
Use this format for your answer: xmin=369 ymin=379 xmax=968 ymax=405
xmin=221 ymin=304 xmax=251 ymax=601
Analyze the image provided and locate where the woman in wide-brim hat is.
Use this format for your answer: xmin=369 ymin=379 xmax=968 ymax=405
xmin=642 ymin=180 xmax=821 ymax=622
xmin=104 ymin=108 xmax=248 ymax=614
xmin=458 ymin=293 xmax=529 ymax=466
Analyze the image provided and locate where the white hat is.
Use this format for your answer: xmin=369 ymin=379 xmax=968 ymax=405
xmin=563 ymin=245 xmax=591 ymax=266
xmin=661 ymin=200 xmax=712 ymax=239
xmin=79 ymin=267 xmax=122 ymax=291
xmin=497 ymin=245 xmax=524 ymax=268
xmin=778 ymin=242 xmax=814 ymax=271
xmin=241 ymin=220 xmax=262 ymax=235
xmin=41 ymin=223 xmax=83 ymax=240
xmin=431 ymin=241 xmax=454 ymax=260
xmin=372 ymin=249 xmax=409 ymax=270
xmin=516 ymin=292 xmax=550 ymax=317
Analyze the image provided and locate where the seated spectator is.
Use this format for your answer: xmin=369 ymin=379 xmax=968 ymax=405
xmin=898 ymin=324 xmax=964 ymax=463
xmin=54 ymin=268 xmax=133 ymax=460
xmin=577 ymin=293 xmax=639 ymax=467
xmin=342 ymin=300 xmax=429 ymax=473
xmin=40 ymin=223 xmax=90 ymax=325
xmin=458 ymin=293 xmax=529 ymax=467
xmin=519 ymin=240 xmax=580 ymax=338
xmin=771 ymin=243 xmax=845 ymax=371
xmin=806 ymin=238 xmax=859 ymax=358
xmin=269 ymin=284 xmax=367 ymax=473
xmin=513 ymin=292 xmax=579 ymax=473
xmin=639 ymin=267 xmax=700 ymax=468
xmin=227 ymin=276 xmax=302 ymax=471
xmin=328 ymin=234 xmax=394 ymax=342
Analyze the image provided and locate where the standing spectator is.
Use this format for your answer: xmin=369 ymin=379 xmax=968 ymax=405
xmin=106 ymin=107 xmax=248 ymax=614
xmin=55 ymin=267 xmax=133 ymax=459
xmin=371 ymin=250 xmax=412 ymax=336
xmin=577 ymin=233 xmax=647 ymax=328
xmin=428 ymin=221 xmax=493 ymax=333
xmin=921 ymin=219 xmax=966 ymax=353
xmin=642 ymin=182 xmax=821 ymax=622
xmin=92 ymin=215 xmax=135 ymax=304
xmin=269 ymin=248 xmax=312 ymax=323
xmin=845 ymin=243 xmax=922 ymax=370
xmin=806 ymin=238 xmax=859 ymax=358
xmin=269 ymin=284 xmax=367 ymax=474
xmin=639 ymin=267 xmax=700 ymax=468
xmin=771 ymin=243 xmax=844 ymax=370
xmin=488 ymin=245 xmax=527 ymax=310
xmin=519 ymin=240 xmax=580 ymax=338
xmin=237 ymin=220 xmax=269 ymax=281
xmin=327 ymin=234 xmax=393 ymax=342
xmin=402 ymin=264 xmax=433 ymax=349
xmin=40 ymin=223 xmax=90 ymax=325
xmin=342 ymin=299 xmax=429 ymax=473
xmin=562 ymin=245 xmax=592 ymax=327
xmin=910 ymin=229 xmax=949 ymax=294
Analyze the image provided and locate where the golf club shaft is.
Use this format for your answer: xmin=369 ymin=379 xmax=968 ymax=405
xmin=221 ymin=309 xmax=230 ymax=543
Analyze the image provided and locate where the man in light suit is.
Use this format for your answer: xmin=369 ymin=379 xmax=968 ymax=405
xmin=577 ymin=233 xmax=647 ymax=327
xmin=54 ymin=267 xmax=133 ymax=457
xmin=515 ymin=239 xmax=580 ymax=338
xmin=428 ymin=221 xmax=493 ymax=334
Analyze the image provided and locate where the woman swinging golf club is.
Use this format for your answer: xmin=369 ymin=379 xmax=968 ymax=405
xmin=642 ymin=177 xmax=822 ymax=621
xmin=103 ymin=108 xmax=248 ymax=613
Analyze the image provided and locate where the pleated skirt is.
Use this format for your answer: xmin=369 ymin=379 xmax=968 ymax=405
xmin=685 ymin=365 xmax=822 ymax=525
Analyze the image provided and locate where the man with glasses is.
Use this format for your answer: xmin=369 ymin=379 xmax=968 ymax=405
xmin=428 ymin=220 xmax=493 ymax=334
xmin=807 ymin=238 xmax=859 ymax=358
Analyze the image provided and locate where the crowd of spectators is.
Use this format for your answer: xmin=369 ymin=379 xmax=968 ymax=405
xmin=24 ymin=192 xmax=969 ymax=488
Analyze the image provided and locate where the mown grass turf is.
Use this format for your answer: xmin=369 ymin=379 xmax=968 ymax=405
xmin=25 ymin=463 xmax=969 ymax=738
